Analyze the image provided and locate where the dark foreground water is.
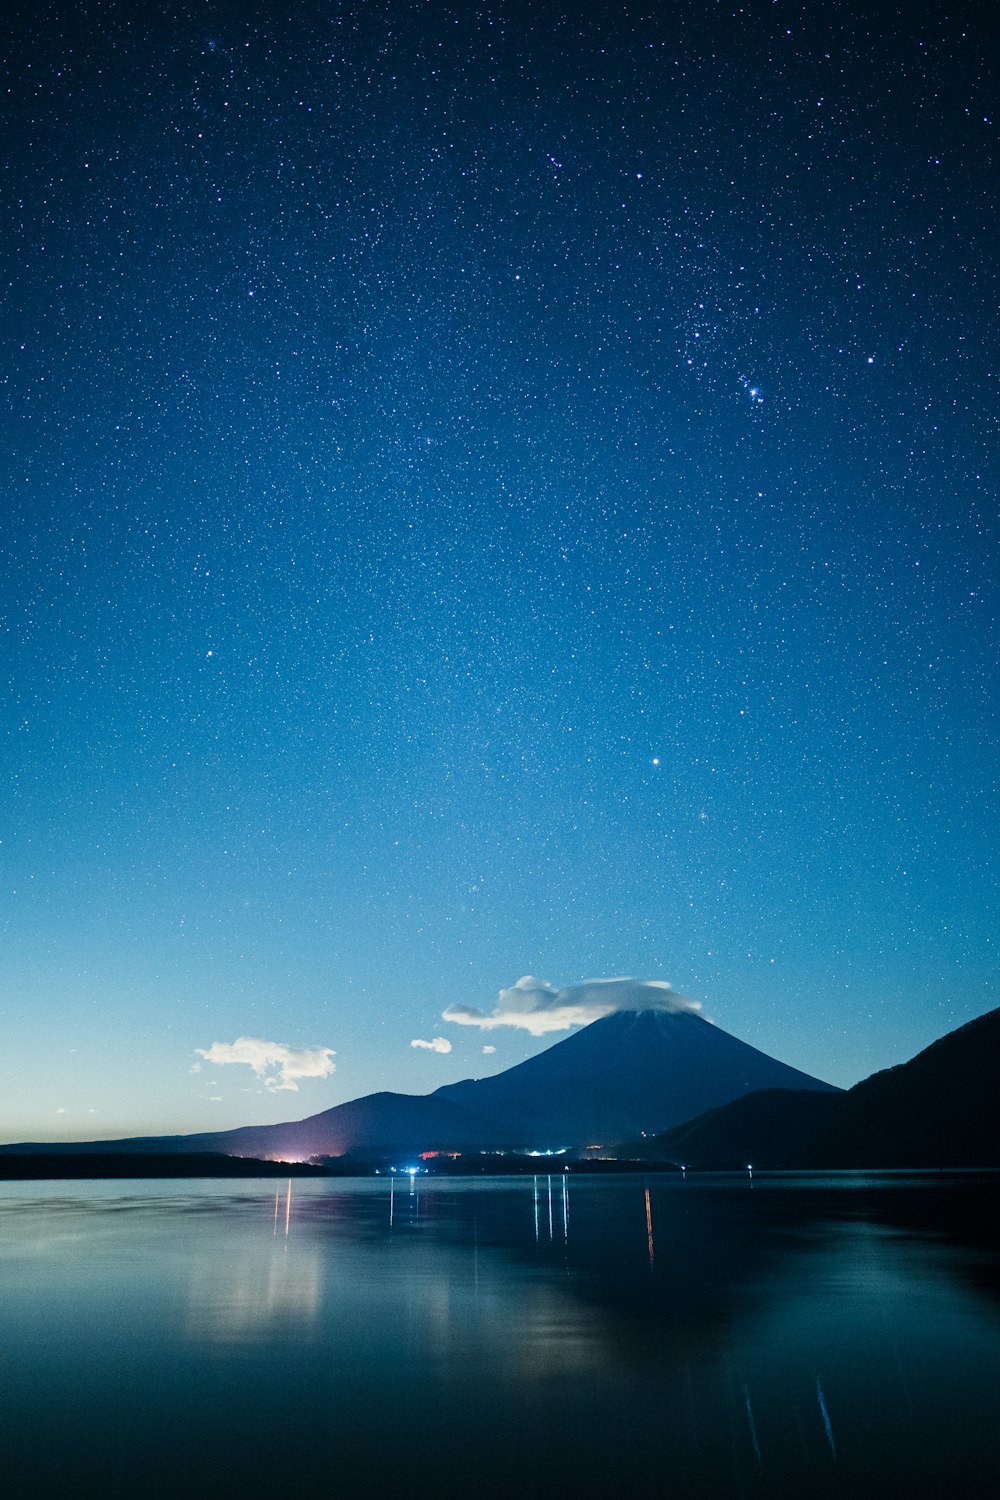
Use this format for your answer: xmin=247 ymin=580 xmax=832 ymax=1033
xmin=0 ymin=1173 xmax=997 ymax=1499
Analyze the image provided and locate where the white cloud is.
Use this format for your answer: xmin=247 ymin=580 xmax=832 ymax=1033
xmin=442 ymin=975 xmax=700 ymax=1037
xmin=411 ymin=1036 xmax=453 ymax=1054
xmin=482 ymin=1045 xmax=496 ymax=1054
xmin=195 ymin=1036 xmax=336 ymax=1092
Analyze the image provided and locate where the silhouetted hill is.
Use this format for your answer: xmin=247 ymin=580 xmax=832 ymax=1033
xmin=178 ymin=1089 xmax=502 ymax=1159
xmin=0 ymin=1091 xmax=499 ymax=1160
xmin=649 ymin=1007 xmax=1000 ymax=1169
xmin=0 ymin=1008 xmax=837 ymax=1161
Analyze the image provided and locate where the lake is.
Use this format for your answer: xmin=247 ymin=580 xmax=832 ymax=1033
xmin=0 ymin=1172 xmax=997 ymax=1498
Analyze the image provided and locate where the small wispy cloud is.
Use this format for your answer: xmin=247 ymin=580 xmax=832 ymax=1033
xmin=195 ymin=1037 xmax=336 ymax=1092
xmin=443 ymin=976 xmax=700 ymax=1036
xmin=411 ymin=1036 xmax=452 ymax=1054
xmin=482 ymin=1045 xmax=496 ymax=1054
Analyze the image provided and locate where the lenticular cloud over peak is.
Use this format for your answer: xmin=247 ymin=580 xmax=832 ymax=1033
xmin=442 ymin=976 xmax=701 ymax=1037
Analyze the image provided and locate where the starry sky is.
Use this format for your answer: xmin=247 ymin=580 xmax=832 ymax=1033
xmin=2 ymin=0 xmax=996 ymax=1141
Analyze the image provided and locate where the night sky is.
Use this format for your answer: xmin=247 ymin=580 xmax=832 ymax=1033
xmin=3 ymin=1 xmax=996 ymax=1141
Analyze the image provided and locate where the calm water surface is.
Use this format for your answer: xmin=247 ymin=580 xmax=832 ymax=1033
xmin=0 ymin=1173 xmax=997 ymax=1498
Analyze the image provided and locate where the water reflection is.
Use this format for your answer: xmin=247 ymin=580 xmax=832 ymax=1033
xmin=269 ymin=1177 xmax=294 ymax=1237
xmin=187 ymin=1178 xmax=325 ymax=1343
xmin=0 ymin=1174 xmax=997 ymax=1499
xmin=816 ymin=1377 xmax=837 ymax=1458
xmin=532 ymin=1174 xmax=569 ymax=1244
xmin=186 ymin=1238 xmax=322 ymax=1344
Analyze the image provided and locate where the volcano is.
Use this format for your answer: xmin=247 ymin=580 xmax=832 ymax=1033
xmin=0 ymin=1008 xmax=838 ymax=1160
xmin=431 ymin=1008 xmax=838 ymax=1147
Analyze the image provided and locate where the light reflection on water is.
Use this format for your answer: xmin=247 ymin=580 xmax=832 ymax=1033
xmin=0 ymin=1173 xmax=997 ymax=1498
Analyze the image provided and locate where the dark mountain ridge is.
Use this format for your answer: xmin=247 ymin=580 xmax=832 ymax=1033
xmin=0 ymin=1007 xmax=837 ymax=1159
xmin=0 ymin=1090 xmax=501 ymax=1160
xmin=649 ymin=1006 xmax=1000 ymax=1169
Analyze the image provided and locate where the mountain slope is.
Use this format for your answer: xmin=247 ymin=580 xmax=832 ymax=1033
xmin=0 ymin=1090 xmax=501 ymax=1160
xmin=433 ymin=1008 xmax=839 ymax=1145
xmin=649 ymin=1007 xmax=1000 ymax=1169
xmin=0 ymin=1007 xmax=838 ymax=1160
